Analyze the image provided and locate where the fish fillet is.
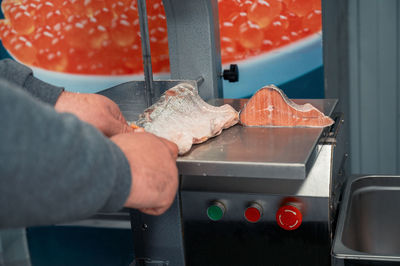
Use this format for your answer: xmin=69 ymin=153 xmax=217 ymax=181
xmin=136 ymin=83 xmax=239 ymax=154
xmin=240 ymin=85 xmax=334 ymax=127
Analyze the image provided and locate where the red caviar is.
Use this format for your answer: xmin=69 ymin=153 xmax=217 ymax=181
xmin=0 ymin=0 xmax=321 ymax=75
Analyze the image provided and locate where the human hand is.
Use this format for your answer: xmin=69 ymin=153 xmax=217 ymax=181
xmin=111 ymin=132 xmax=179 ymax=215
xmin=55 ymin=91 xmax=134 ymax=137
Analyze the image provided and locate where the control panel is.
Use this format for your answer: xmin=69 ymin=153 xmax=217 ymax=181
xmin=202 ymin=196 xmax=308 ymax=230
xmin=181 ymin=190 xmax=331 ymax=265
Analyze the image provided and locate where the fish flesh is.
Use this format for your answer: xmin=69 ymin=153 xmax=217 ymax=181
xmin=240 ymin=85 xmax=334 ymax=127
xmin=136 ymin=83 xmax=239 ymax=154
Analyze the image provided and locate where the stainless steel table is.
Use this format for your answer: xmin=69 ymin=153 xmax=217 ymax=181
xmin=178 ymin=98 xmax=338 ymax=180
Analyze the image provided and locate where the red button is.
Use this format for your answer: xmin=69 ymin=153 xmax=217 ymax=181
xmin=276 ymin=204 xmax=302 ymax=230
xmin=244 ymin=202 xmax=263 ymax=223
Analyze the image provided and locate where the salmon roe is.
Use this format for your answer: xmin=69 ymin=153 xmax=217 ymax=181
xmin=0 ymin=0 xmax=321 ymax=75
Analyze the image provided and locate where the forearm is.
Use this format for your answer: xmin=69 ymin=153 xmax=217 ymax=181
xmin=0 ymin=59 xmax=64 ymax=105
xmin=0 ymin=79 xmax=131 ymax=229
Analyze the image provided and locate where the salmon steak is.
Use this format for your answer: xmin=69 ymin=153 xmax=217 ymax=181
xmin=136 ymin=83 xmax=239 ymax=155
xmin=240 ymin=85 xmax=334 ymax=127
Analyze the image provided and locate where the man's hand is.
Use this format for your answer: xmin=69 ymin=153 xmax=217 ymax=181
xmin=55 ymin=91 xmax=134 ymax=136
xmin=111 ymin=132 xmax=179 ymax=216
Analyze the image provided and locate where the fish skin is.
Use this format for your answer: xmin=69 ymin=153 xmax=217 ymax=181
xmin=136 ymin=83 xmax=239 ymax=155
xmin=240 ymin=85 xmax=334 ymax=128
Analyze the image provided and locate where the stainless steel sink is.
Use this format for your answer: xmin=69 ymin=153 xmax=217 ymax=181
xmin=333 ymin=175 xmax=400 ymax=264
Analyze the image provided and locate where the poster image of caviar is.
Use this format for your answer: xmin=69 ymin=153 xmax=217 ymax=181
xmin=0 ymin=0 xmax=322 ymax=96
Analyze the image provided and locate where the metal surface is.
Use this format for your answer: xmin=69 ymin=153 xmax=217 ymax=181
xmin=130 ymin=194 xmax=185 ymax=266
xmin=181 ymin=144 xmax=333 ymax=197
xmin=324 ymin=0 xmax=400 ymax=176
xmin=181 ymin=191 xmax=331 ymax=266
xmin=347 ymin=0 xmax=400 ymax=175
xmin=327 ymin=112 xmax=349 ymax=239
xmin=178 ymin=115 xmax=344 ymax=266
xmin=59 ymin=211 xmax=131 ymax=229
xmin=129 ymin=142 xmax=340 ymax=266
xmin=178 ymin=98 xmax=338 ymax=180
xmin=162 ymin=0 xmax=223 ymax=100
xmin=98 ymin=80 xmax=197 ymax=122
xmin=89 ymin=1 xmax=349 ymax=264
xmin=97 ymin=83 xmax=341 ymax=266
xmin=333 ymin=175 xmax=400 ymax=264
xmin=141 ymin=105 xmax=342 ymax=266
xmin=137 ymin=0 xmax=156 ymax=106
xmin=182 ymin=191 xmax=329 ymax=223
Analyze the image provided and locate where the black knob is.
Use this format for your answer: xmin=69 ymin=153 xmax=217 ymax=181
xmin=223 ymin=64 xmax=239 ymax=82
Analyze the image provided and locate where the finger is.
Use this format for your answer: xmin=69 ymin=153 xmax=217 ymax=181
xmin=110 ymin=106 xmax=135 ymax=132
xmin=139 ymin=207 xmax=167 ymax=216
xmin=105 ymin=120 xmax=135 ymax=137
xmin=116 ymin=110 xmax=128 ymax=124
xmin=160 ymin=138 xmax=179 ymax=159
xmin=107 ymin=99 xmax=127 ymax=123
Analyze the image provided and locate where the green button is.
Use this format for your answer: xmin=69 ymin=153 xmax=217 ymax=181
xmin=207 ymin=202 xmax=225 ymax=221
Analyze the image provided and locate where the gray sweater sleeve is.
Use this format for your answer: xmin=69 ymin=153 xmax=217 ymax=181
xmin=0 ymin=79 xmax=131 ymax=229
xmin=0 ymin=59 xmax=64 ymax=105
